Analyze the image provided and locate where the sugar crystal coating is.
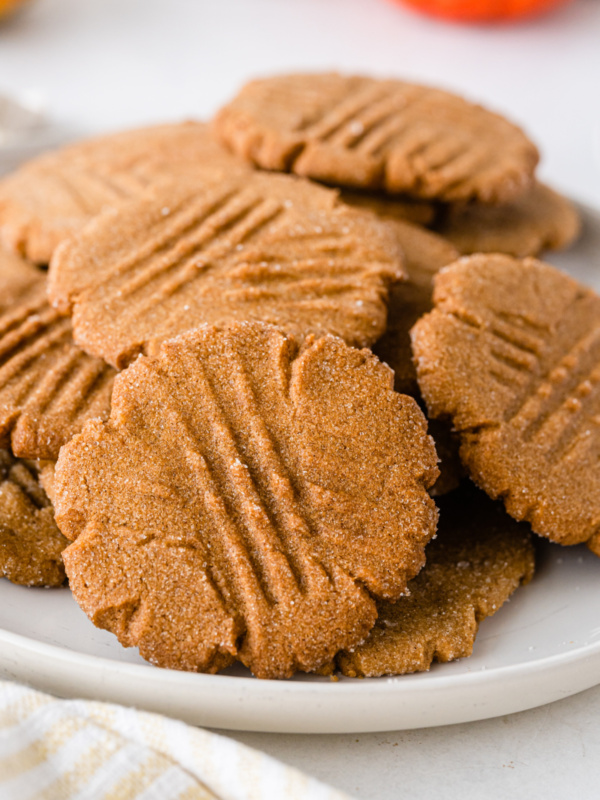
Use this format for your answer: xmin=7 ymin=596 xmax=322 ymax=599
xmin=0 ymin=247 xmax=115 ymax=459
xmin=0 ymin=449 xmax=67 ymax=586
xmin=0 ymin=121 xmax=246 ymax=263
xmin=412 ymin=254 xmax=600 ymax=549
xmin=49 ymin=171 xmax=405 ymax=369
xmin=55 ymin=322 xmax=439 ymax=679
xmin=215 ymin=73 xmax=538 ymax=203
xmin=337 ymin=485 xmax=535 ymax=677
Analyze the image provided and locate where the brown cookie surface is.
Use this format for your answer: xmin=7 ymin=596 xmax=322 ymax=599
xmin=437 ymin=182 xmax=581 ymax=257
xmin=337 ymin=485 xmax=535 ymax=677
xmin=588 ymin=532 xmax=600 ymax=558
xmin=0 ymin=122 xmax=245 ymax=264
xmin=37 ymin=460 xmax=57 ymax=506
xmin=215 ymin=73 xmax=538 ymax=203
xmin=372 ymin=219 xmax=459 ymax=395
xmin=49 ymin=172 xmax=404 ymax=369
xmin=354 ymin=220 xmax=459 ymax=496
xmin=412 ymin=254 xmax=600 ymax=548
xmin=0 ymin=243 xmax=40 ymax=297
xmin=0 ymin=449 xmax=67 ymax=586
xmin=340 ymin=189 xmax=435 ymax=227
xmin=0 ymin=248 xmax=115 ymax=459
xmin=55 ymin=323 xmax=438 ymax=679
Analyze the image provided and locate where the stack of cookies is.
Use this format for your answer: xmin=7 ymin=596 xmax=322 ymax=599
xmin=0 ymin=72 xmax=591 ymax=681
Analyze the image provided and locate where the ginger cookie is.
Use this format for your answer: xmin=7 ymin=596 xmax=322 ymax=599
xmin=0 ymin=449 xmax=67 ymax=586
xmin=412 ymin=254 xmax=600 ymax=549
xmin=340 ymin=189 xmax=435 ymax=227
xmin=49 ymin=172 xmax=405 ymax=369
xmin=0 ymin=121 xmax=245 ymax=264
xmin=437 ymin=182 xmax=581 ymax=257
xmin=371 ymin=219 xmax=459 ymax=395
xmin=337 ymin=485 xmax=535 ymax=677
xmin=214 ymin=73 xmax=538 ymax=203
xmin=0 ymin=248 xmax=115 ymax=459
xmin=54 ymin=323 xmax=439 ymax=679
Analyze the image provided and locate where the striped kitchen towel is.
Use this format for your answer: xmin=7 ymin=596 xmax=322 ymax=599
xmin=0 ymin=681 xmax=354 ymax=800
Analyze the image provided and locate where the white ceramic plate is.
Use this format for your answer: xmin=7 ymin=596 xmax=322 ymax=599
xmin=1 ymin=204 xmax=599 ymax=734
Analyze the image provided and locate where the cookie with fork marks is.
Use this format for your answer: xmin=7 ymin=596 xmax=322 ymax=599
xmin=412 ymin=254 xmax=600 ymax=551
xmin=55 ymin=322 xmax=438 ymax=678
xmin=215 ymin=73 xmax=538 ymax=203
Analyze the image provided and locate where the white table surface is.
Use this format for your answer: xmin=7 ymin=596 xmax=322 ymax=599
xmin=2 ymin=0 xmax=600 ymax=797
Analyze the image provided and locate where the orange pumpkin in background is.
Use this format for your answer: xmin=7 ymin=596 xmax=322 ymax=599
xmin=0 ymin=0 xmax=31 ymax=20
xmin=395 ymin=0 xmax=573 ymax=22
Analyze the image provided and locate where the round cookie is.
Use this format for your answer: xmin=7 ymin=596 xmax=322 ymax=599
xmin=0 ymin=449 xmax=67 ymax=587
xmin=0 ymin=247 xmax=115 ymax=460
xmin=437 ymin=182 xmax=581 ymax=257
xmin=214 ymin=73 xmax=539 ymax=203
xmin=412 ymin=254 xmax=600 ymax=549
xmin=337 ymin=485 xmax=535 ymax=677
xmin=54 ymin=323 xmax=439 ymax=679
xmin=49 ymin=172 xmax=405 ymax=369
xmin=0 ymin=121 xmax=246 ymax=264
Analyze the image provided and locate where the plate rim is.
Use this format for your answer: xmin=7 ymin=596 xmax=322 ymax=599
xmin=2 ymin=622 xmax=600 ymax=694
